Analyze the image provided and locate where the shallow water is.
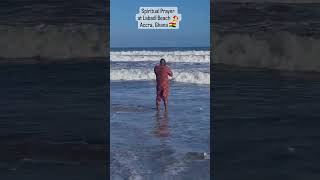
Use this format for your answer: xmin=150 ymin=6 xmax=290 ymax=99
xmin=110 ymin=47 xmax=210 ymax=179
xmin=213 ymin=65 xmax=320 ymax=180
xmin=111 ymin=80 xmax=210 ymax=179
xmin=0 ymin=60 xmax=107 ymax=179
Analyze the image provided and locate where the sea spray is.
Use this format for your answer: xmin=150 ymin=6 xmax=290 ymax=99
xmin=111 ymin=51 xmax=210 ymax=63
xmin=214 ymin=32 xmax=320 ymax=72
xmin=110 ymin=69 xmax=210 ymax=85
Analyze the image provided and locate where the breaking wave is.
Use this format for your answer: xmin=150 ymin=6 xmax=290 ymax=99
xmin=0 ymin=24 xmax=107 ymax=58
xmin=110 ymin=51 xmax=210 ymax=63
xmin=214 ymin=32 xmax=320 ymax=72
xmin=111 ymin=69 xmax=210 ymax=85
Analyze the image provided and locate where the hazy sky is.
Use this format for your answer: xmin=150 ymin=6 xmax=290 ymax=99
xmin=110 ymin=0 xmax=210 ymax=48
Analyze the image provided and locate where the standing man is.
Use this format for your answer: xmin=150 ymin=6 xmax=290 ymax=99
xmin=154 ymin=58 xmax=173 ymax=111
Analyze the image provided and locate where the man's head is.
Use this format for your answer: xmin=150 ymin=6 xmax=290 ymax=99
xmin=160 ymin=58 xmax=166 ymax=65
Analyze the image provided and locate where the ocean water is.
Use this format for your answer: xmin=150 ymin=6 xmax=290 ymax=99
xmin=0 ymin=1 xmax=108 ymax=179
xmin=214 ymin=2 xmax=320 ymax=72
xmin=213 ymin=2 xmax=320 ymax=179
xmin=0 ymin=0 xmax=107 ymax=58
xmin=0 ymin=61 xmax=107 ymax=179
xmin=213 ymin=65 xmax=320 ymax=180
xmin=110 ymin=48 xmax=210 ymax=179
xmin=3 ymin=1 xmax=320 ymax=180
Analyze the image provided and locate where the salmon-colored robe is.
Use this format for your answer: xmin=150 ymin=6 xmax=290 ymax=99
xmin=154 ymin=64 xmax=173 ymax=102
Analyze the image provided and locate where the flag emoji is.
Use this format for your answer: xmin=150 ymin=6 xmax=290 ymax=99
xmin=169 ymin=15 xmax=178 ymax=27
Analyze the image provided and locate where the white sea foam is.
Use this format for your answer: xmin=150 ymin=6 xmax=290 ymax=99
xmin=0 ymin=24 xmax=107 ymax=58
xmin=214 ymin=32 xmax=320 ymax=72
xmin=111 ymin=69 xmax=210 ymax=85
xmin=110 ymin=51 xmax=210 ymax=63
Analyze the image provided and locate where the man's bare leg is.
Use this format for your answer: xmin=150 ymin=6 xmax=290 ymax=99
xmin=164 ymin=99 xmax=168 ymax=111
xmin=156 ymin=100 xmax=160 ymax=111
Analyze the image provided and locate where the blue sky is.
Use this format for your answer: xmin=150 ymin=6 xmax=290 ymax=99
xmin=110 ymin=0 xmax=210 ymax=48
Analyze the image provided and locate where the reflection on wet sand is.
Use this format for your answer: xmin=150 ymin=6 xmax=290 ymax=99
xmin=154 ymin=111 xmax=170 ymax=138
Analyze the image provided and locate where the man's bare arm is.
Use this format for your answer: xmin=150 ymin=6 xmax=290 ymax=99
xmin=168 ymin=67 xmax=173 ymax=77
